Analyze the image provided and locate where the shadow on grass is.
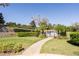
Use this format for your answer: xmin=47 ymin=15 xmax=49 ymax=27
xmin=1 ymin=48 xmax=24 ymax=54
xmin=67 ymin=41 xmax=79 ymax=47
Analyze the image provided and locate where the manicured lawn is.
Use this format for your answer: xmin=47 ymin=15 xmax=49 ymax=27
xmin=41 ymin=39 xmax=79 ymax=56
xmin=0 ymin=37 xmax=41 ymax=55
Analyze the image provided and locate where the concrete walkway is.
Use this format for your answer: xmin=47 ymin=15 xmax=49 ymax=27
xmin=22 ymin=37 xmax=53 ymax=56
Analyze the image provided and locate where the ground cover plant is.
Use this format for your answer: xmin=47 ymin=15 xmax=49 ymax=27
xmin=0 ymin=37 xmax=41 ymax=55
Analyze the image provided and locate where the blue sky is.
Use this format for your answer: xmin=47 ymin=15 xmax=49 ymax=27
xmin=0 ymin=3 xmax=79 ymax=26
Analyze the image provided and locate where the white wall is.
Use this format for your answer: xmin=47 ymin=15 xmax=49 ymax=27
xmin=46 ymin=31 xmax=58 ymax=37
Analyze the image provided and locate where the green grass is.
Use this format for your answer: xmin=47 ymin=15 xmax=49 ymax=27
xmin=0 ymin=37 xmax=41 ymax=47
xmin=41 ymin=39 xmax=79 ymax=56
xmin=0 ymin=37 xmax=41 ymax=55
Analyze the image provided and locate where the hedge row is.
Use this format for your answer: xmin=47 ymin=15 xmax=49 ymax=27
xmin=14 ymin=28 xmax=31 ymax=32
xmin=69 ymin=32 xmax=79 ymax=45
xmin=17 ymin=32 xmax=39 ymax=37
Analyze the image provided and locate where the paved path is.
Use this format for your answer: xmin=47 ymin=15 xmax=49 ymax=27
xmin=22 ymin=37 xmax=53 ymax=56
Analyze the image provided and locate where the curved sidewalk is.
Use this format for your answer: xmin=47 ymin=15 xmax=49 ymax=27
xmin=22 ymin=37 xmax=53 ymax=56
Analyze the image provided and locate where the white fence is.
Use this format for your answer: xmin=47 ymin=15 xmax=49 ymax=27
xmin=0 ymin=32 xmax=16 ymax=37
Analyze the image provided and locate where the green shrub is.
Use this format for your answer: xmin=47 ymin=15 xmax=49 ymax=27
xmin=0 ymin=43 xmax=23 ymax=53
xmin=0 ymin=37 xmax=41 ymax=54
xmin=14 ymin=28 xmax=31 ymax=32
xmin=38 ymin=34 xmax=46 ymax=38
xmin=13 ymin=43 xmax=23 ymax=53
xmin=0 ymin=43 xmax=14 ymax=53
xmin=17 ymin=32 xmax=39 ymax=37
xmin=60 ymin=31 xmax=66 ymax=36
xmin=69 ymin=32 xmax=79 ymax=45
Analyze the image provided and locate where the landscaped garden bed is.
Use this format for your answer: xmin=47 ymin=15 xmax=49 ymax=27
xmin=0 ymin=37 xmax=41 ymax=55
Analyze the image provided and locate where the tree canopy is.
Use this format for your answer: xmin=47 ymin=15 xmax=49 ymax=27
xmin=71 ymin=22 xmax=79 ymax=31
xmin=53 ymin=24 xmax=67 ymax=36
xmin=0 ymin=13 xmax=5 ymax=25
xmin=30 ymin=20 xmax=36 ymax=29
xmin=0 ymin=3 xmax=9 ymax=7
xmin=39 ymin=19 xmax=48 ymax=30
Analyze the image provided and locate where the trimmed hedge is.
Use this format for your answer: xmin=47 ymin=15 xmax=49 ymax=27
xmin=69 ymin=32 xmax=79 ymax=45
xmin=14 ymin=28 xmax=31 ymax=32
xmin=17 ymin=32 xmax=39 ymax=37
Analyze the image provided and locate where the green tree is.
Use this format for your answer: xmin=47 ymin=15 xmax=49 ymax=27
xmin=66 ymin=26 xmax=74 ymax=32
xmin=17 ymin=24 xmax=21 ymax=28
xmin=39 ymin=18 xmax=48 ymax=34
xmin=0 ymin=3 xmax=9 ymax=24
xmin=0 ymin=3 xmax=9 ymax=7
xmin=30 ymin=20 xmax=36 ymax=30
xmin=39 ymin=18 xmax=48 ymax=29
xmin=71 ymin=22 xmax=79 ymax=31
xmin=6 ymin=22 xmax=16 ymax=27
xmin=54 ymin=24 xmax=66 ymax=36
xmin=0 ymin=13 xmax=5 ymax=25
xmin=47 ymin=23 xmax=53 ymax=30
